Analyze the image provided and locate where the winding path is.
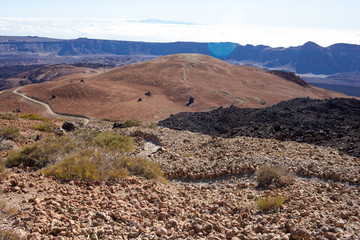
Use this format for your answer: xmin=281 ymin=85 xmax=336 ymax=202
xmin=13 ymin=87 xmax=89 ymax=125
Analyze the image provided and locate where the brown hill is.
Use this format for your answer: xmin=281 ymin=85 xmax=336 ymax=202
xmin=0 ymin=54 xmax=350 ymax=121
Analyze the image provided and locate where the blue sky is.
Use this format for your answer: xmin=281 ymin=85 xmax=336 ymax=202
xmin=0 ymin=0 xmax=359 ymax=47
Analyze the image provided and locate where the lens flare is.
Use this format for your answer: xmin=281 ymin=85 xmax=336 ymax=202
xmin=208 ymin=42 xmax=237 ymax=58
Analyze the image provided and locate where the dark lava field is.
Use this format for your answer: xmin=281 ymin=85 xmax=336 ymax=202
xmin=159 ymin=98 xmax=360 ymax=157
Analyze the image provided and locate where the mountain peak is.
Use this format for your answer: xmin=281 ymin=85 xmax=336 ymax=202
xmin=303 ymin=41 xmax=321 ymax=48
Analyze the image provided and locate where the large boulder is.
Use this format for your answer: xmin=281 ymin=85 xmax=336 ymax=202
xmin=62 ymin=121 xmax=77 ymax=132
xmin=113 ymin=122 xmax=123 ymax=129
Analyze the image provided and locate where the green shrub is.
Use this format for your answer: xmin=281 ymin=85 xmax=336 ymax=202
xmin=41 ymin=150 xmax=129 ymax=182
xmin=121 ymin=156 xmax=167 ymax=183
xmin=71 ymin=129 xmax=100 ymax=147
xmin=0 ymin=113 xmax=17 ymax=120
xmin=93 ymin=132 xmax=134 ymax=152
xmin=6 ymin=136 xmax=75 ymax=169
xmin=256 ymin=165 xmax=294 ymax=188
xmin=41 ymin=155 xmax=100 ymax=181
xmin=0 ymin=126 xmax=22 ymax=140
xmin=33 ymin=122 xmax=58 ymax=132
xmin=41 ymin=150 xmax=166 ymax=183
xmin=255 ymin=195 xmax=288 ymax=212
xmin=122 ymin=119 xmax=142 ymax=128
xmin=20 ymin=113 xmax=49 ymax=122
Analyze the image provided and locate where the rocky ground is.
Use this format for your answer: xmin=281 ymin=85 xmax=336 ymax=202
xmin=159 ymin=98 xmax=360 ymax=157
xmin=0 ymin=117 xmax=360 ymax=239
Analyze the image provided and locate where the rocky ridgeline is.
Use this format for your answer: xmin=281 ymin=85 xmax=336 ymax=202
xmin=159 ymin=98 xmax=360 ymax=157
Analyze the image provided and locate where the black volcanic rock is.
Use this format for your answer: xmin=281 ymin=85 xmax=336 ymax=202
xmin=268 ymin=70 xmax=309 ymax=87
xmin=62 ymin=121 xmax=77 ymax=131
xmin=159 ymin=98 xmax=360 ymax=157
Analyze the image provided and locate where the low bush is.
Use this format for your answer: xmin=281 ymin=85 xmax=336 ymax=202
xmin=93 ymin=132 xmax=134 ymax=152
xmin=256 ymin=165 xmax=294 ymax=188
xmin=6 ymin=136 xmax=75 ymax=169
xmin=6 ymin=128 xmax=167 ymax=184
xmin=33 ymin=122 xmax=58 ymax=132
xmin=122 ymin=119 xmax=142 ymax=128
xmin=20 ymin=113 xmax=48 ymax=122
xmin=0 ymin=126 xmax=22 ymax=140
xmin=255 ymin=195 xmax=288 ymax=212
xmin=121 ymin=156 xmax=167 ymax=183
xmin=41 ymin=154 xmax=100 ymax=182
xmin=41 ymin=149 xmax=128 ymax=182
xmin=0 ymin=113 xmax=17 ymax=120
xmin=41 ymin=149 xmax=166 ymax=183
xmin=71 ymin=129 xmax=100 ymax=147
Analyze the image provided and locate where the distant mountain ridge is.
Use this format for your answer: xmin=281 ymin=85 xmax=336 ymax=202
xmin=1 ymin=36 xmax=360 ymax=75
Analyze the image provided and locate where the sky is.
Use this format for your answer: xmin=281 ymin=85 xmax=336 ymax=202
xmin=0 ymin=0 xmax=359 ymax=47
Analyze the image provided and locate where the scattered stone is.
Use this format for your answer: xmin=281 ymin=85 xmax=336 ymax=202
xmin=335 ymin=220 xmax=345 ymax=227
xmin=290 ymin=228 xmax=311 ymax=240
xmin=185 ymin=96 xmax=194 ymax=106
xmin=34 ymin=134 xmax=43 ymax=141
xmin=330 ymin=194 xmax=342 ymax=201
xmin=113 ymin=122 xmax=123 ymax=129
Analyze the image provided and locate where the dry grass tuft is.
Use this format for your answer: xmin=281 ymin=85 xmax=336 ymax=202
xmin=256 ymin=165 xmax=294 ymax=188
xmin=255 ymin=195 xmax=288 ymax=212
xmin=0 ymin=126 xmax=22 ymax=140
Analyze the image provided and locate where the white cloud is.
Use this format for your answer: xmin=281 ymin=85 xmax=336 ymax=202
xmin=0 ymin=18 xmax=359 ymax=47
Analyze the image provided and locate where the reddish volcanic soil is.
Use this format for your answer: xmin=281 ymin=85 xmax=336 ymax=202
xmin=0 ymin=90 xmax=44 ymax=115
xmin=0 ymin=54 xmax=350 ymax=121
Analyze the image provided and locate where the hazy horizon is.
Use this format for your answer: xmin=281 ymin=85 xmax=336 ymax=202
xmin=0 ymin=0 xmax=359 ymax=47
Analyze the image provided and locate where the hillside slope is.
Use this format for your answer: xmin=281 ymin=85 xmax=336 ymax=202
xmin=1 ymin=54 xmax=349 ymax=121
